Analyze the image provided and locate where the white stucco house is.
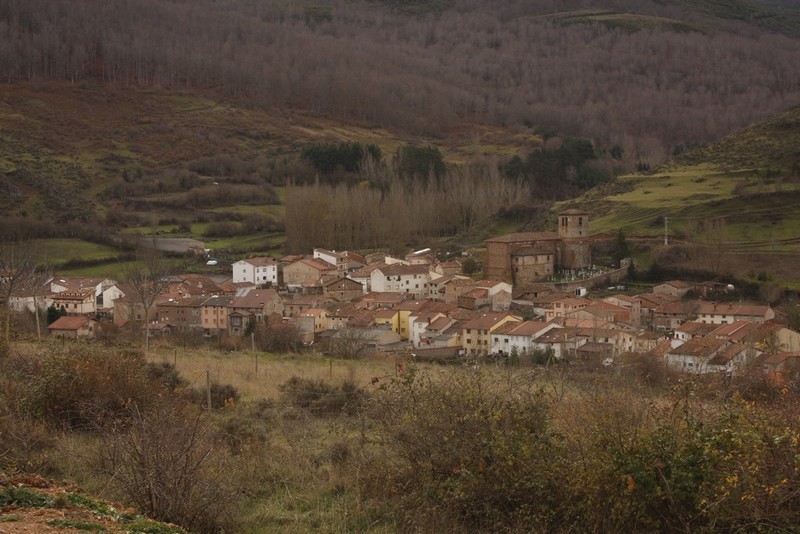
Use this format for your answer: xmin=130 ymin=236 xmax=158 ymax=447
xmin=232 ymin=257 xmax=278 ymax=286
xmin=370 ymin=263 xmax=431 ymax=299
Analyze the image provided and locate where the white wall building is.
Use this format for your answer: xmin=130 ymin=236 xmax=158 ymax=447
xmin=490 ymin=320 xmax=561 ymax=356
xmin=313 ymin=249 xmax=347 ymax=272
xmin=370 ymin=264 xmax=430 ymax=299
xmin=232 ymin=257 xmax=278 ymax=286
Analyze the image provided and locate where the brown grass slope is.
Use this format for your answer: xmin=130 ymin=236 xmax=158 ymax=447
xmin=2 ymin=0 xmax=799 ymax=167
xmin=0 ymin=81 xmax=529 ymax=229
xmin=673 ymin=102 xmax=800 ymax=170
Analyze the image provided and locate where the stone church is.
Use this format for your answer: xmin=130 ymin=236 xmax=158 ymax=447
xmin=484 ymin=209 xmax=591 ymax=285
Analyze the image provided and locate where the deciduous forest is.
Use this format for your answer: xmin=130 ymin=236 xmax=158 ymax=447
xmin=2 ymin=0 xmax=799 ymax=163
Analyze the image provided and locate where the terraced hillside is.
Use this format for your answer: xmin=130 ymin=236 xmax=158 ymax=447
xmin=0 ymin=81 xmax=534 ymax=272
xmin=560 ymin=103 xmax=800 ymax=283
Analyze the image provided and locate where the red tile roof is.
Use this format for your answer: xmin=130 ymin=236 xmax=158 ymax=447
xmin=48 ymin=316 xmax=91 ymax=330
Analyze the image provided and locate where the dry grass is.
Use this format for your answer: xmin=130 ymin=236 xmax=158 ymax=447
xmin=146 ymin=347 xmax=403 ymax=402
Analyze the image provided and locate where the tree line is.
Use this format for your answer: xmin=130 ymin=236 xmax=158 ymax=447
xmin=1 ymin=0 xmax=799 ymax=164
xmin=284 ymin=156 xmax=530 ymax=252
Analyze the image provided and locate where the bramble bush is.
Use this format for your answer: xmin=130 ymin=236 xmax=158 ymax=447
xmin=7 ymin=345 xmax=157 ymax=430
xmin=279 ymin=376 xmax=363 ymax=417
xmin=358 ymin=367 xmax=800 ymax=532
xmin=97 ymin=401 xmax=239 ymax=533
xmin=361 ymin=367 xmax=562 ymax=531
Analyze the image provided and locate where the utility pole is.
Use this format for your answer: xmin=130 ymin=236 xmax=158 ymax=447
xmin=252 ymin=332 xmax=257 ymax=375
xmin=664 ymin=217 xmax=670 ymax=245
xmin=206 ymin=369 xmax=212 ymax=411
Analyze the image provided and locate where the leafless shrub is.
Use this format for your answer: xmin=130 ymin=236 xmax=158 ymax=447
xmin=279 ymin=376 xmax=363 ymax=417
xmin=256 ymin=322 xmax=302 ymax=353
xmin=9 ymin=345 xmax=156 ymax=430
xmin=0 ymin=414 xmax=57 ymax=473
xmin=97 ymin=402 xmax=239 ymax=533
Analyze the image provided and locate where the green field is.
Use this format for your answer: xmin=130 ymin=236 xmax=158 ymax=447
xmin=36 ymin=239 xmax=122 ymax=263
xmin=205 ymin=232 xmax=286 ymax=252
xmin=57 ymin=260 xmax=139 ymax=279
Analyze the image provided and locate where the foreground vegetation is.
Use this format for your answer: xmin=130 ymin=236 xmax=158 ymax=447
xmin=3 ymin=338 xmax=800 ymax=532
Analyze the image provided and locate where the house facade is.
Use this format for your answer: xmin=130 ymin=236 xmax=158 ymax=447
xmin=51 ymin=288 xmax=97 ymax=316
xmin=48 ymin=316 xmax=97 ymax=339
xmin=696 ymin=303 xmax=775 ymax=325
xmin=232 ymin=257 xmax=278 ymax=286
xmin=462 ymin=312 xmax=522 ymax=356
xmin=490 ymin=320 xmax=561 ymax=356
xmin=284 ymin=258 xmax=336 ymax=288
xmin=228 ymin=289 xmax=284 ymax=323
xmin=321 ymin=276 xmax=363 ymax=302
xmin=370 ymin=264 xmax=430 ymax=299
xmin=156 ymin=296 xmax=205 ymax=330
xmin=313 ymin=249 xmax=349 ymax=272
xmin=201 ymin=296 xmax=233 ymax=334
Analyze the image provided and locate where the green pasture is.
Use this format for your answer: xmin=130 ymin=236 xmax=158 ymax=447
xmin=606 ymin=166 xmax=738 ymax=206
xmin=36 ymin=239 xmax=122 ymax=264
xmin=543 ymin=9 xmax=701 ymax=32
xmin=209 ymin=204 xmax=285 ymax=218
xmin=167 ymin=94 xmax=226 ymax=114
xmin=57 ymin=260 xmax=139 ymax=279
xmin=122 ymin=224 xmax=188 ymax=236
xmin=584 ymin=164 xmax=800 ymax=246
xmin=125 ymin=222 xmax=284 ymax=251
xmin=205 ymin=232 xmax=285 ymax=252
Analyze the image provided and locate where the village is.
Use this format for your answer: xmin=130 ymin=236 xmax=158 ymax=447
xmin=5 ymin=209 xmax=797 ymax=386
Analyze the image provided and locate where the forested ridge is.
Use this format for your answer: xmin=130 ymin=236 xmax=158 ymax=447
xmin=1 ymin=0 xmax=799 ymax=163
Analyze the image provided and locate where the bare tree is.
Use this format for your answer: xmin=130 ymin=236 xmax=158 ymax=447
xmin=123 ymin=249 xmax=174 ymax=352
xmin=30 ymin=268 xmax=52 ymax=342
xmin=0 ymin=238 xmax=40 ymax=347
xmin=98 ymin=402 xmax=237 ymax=532
xmin=700 ymin=217 xmax=728 ymax=274
xmin=3 ymin=1 xmax=798 ymax=167
xmin=329 ymin=326 xmax=372 ymax=359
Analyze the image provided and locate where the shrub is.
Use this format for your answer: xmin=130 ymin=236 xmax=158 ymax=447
xmin=187 ymin=382 xmax=240 ymax=410
xmin=146 ymin=362 xmax=188 ymax=393
xmin=8 ymin=345 xmax=158 ymax=430
xmin=257 ymin=322 xmax=302 ymax=353
xmin=279 ymin=376 xmax=362 ymax=417
xmin=202 ymin=221 xmax=240 ymax=238
xmin=0 ymin=414 xmax=57 ymax=473
xmin=0 ymin=486 xmax=53 ymax=507
xmin=362 ymin=367 xmax=561 ymax=531
xmin=97 ymin=402 xmax=238 ymax=533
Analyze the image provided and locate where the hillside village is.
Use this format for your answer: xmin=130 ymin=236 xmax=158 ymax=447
xmin=6 ymin=210 xmax=799 ymax=384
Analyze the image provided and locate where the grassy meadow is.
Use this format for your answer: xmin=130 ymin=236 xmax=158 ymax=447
xmin=8 ymin=336 xmax=800 ymax=532
xmin=35 ymin=239 xmax=121 ymax=263
xmin=146 ymin=346 xmax=402 ymax=403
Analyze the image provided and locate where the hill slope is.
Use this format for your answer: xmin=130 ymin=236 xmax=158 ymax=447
xmin=0 ymin=81 xmax=539 ymax=267
xmin=563 ymin=103 xmax=800 ymax=255
xmin=0 ymin=0 xmax=798 ymax=165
